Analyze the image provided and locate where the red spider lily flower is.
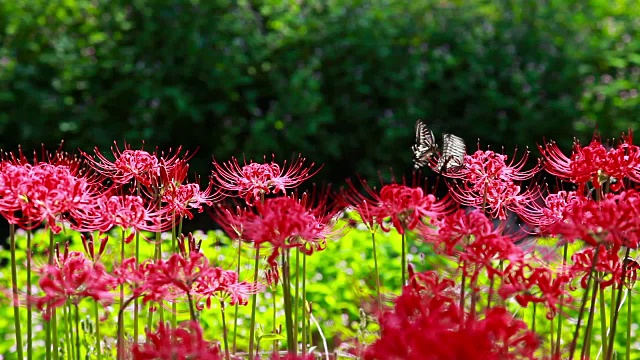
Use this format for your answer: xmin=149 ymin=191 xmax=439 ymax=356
xmin=516 ymin=190 xmax=581 ymax=231
xmin=445 ymin=150 xmax=541 ymax=220
xmin=341 ymin=178 xmax=454 ymax=234
xmin=546 ymin=190 xmax=640 ymax=248
xmin=73 ymin=194 xmax=172 ymax=238
xmin=193 ymin=267 xmax=265 ymax=308
xmin=211 ymin=154 xmax=321 ymax=205
xmin=36 ymin=251 xmax=117 ymax=319
xmin=82 ymin=142 xmax=190 ymax=187
xmin=145 ymin=252 xmax=212 ymax=303
xmin=132 ymin=321 xmax=222 ymax=360
xmin=0 ymin=162 xmax=100 ymax=233
xmin=540 ymin=131 xmax=640 ymax=193
xmin=421 ymin=209 xmax=524 ymax=284
xmin=162 ymin=181 xmax=219 ymax=220
xmin=499 ymin=261 xmax=573 ymax=319
xmin=570 ymin=245 xmax=631 ymax=290
xmin=266 ymin=353 xmax=316 ymax=360
xmin=376 ymin=184 xmax=454 ymax=234
xmin=241 ymin=195 xmax=337 ymax=274
xmin=365 ymin=268 xmax=540 ymax=359
xmin=208 ymin=201 xmax=251 ymax=240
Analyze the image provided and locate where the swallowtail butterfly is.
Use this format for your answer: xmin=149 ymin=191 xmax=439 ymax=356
xmin=412 ymin=119 xmax=466 ymax=173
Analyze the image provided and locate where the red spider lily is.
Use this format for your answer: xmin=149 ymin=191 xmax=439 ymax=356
xmin=0 ymin=162 xmax=100 ymax=233
xmin=516 ymin=190 xmax=581 ymax=231
xmin=540 ymin=131 xmax=640 ymax=193
xmin=341 ymin=178 xmax=454 ymax=234
xmin=73 ymin=194 xmax=172 ymax=238
xmin=208 ymin=201 xmax=251 ymax=240
xmin=421 ymin=209 xmax=524 ymax=284
xmin=132 ymin=321 xmax=222 ymax=360
xmin=154 ymin=159 xmax=221 ymax=219
xmin=446 ymin=150 xmax=541 ymax=220
xmin=365 ymin=268 xmax=540 ymax=359
xmin=211 ymin=154 xmax=321 ymax=205
xmin=266 ymin=353 xmax=316 ymax=360
xmin=82 ymin=142 xmax=189 ymax=187
xmin=499 ymin=261 xmax=573 ymax=319
xmin=193 ymin=267 xmax=265 ymax=308
xmin=570 ymin=245 xmax=632 ymax=290
xmin=546 ymin=190 xmax=640 ymax=248
xmin=242 ymin=195 xmax=336 ymax=268
xmin=113 ymin=258 xmax=166 ymax=303
xmin=162 ymin=181 xmax=219 ymax=220
xmin=36 ymin=250 xmax=117 ymax=319
xmin=377 ymin=184 xmax=454 ymax=234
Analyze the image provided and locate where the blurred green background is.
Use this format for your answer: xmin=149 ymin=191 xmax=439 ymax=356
xmin=1 ymin=0 xmax=640 ymax=185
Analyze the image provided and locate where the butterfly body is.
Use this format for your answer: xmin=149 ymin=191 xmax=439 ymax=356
xmin=412 ymin=120 xmax=466 ymax=173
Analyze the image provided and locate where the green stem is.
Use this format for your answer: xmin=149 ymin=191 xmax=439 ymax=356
xmin=171 ymin=216 xmax=177 ymax=330
xmin=459 ymin=261 xmax=466 ymax=328
xmin=117 ymin=297 xmax=136 ymax=360
xmin=94 ymin=301 xmax=102 ymax=360
xmin=626 ymin=287 xmax=632 ymax=360
xmin=401 ymin=231 xmax=406 ymax=286
xmin=606 ymin=246 xmax=632 ymax=360
xmin=68 ymin=303 xmax=75 ymax=360
xmin=293 ymin=249 xmax=300 ymax=351
xmin=569 ymin=245 xmax=601 ymax=360
xmin=119 ymin=228 xmax=126 ymax=344
xmin=64 ymin=303 xmax=72 ymax=360
xmin=26 ymin=229 xmax=32 ymax=359
xmin=599 ymin=277 xmax=608 ymax=356
xmin=550 ymin=315 xmax=555 ymax=356
xmin=282 ymin=250 xmax=296 ymax=354
xmin=50 ymin=233 xmax=58 ymax=360
xmin=371 ymin=231 xmax=382 ymax=314
xmin=531 ymin=302 xmax=537 ymax=333
xmin=232 ymin=239 xmax=242 ymax=355
xmin=248 ymin=247 xmax=261 ymax=360
xmin=582 ymin=272 xmax=599 ymax=360
xmin=273 ymin=286 xmax=278 ymax=355
xmin=555 ymin=243 xmax=569 ymax=356
xmin=9 ymin=224 xmax=24 ymax=360
xmin=301 ymin=253 xmax=307 ymax=357
xmin=221 ymin=302 xmax=230 ymax=360
xmin=134 ymin=185 xmax=141 ymax=345
xmin=75 ymin=303 xmax=80 ymax=360
xmin=186 ymin=292 xmax=196 ymax=321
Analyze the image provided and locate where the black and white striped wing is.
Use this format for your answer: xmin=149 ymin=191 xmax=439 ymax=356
xmin=437 ymin=133 xmax=466 ymax=173
xmin=412 ymin=120 xmax=438 ymax=169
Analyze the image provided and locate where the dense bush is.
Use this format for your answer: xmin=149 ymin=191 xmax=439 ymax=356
xmin=1 ymin=0 xmax=639 ymax=185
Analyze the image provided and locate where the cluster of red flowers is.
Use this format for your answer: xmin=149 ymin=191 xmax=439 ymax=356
xmin=364 ymin=267 xmax=540 ymax=359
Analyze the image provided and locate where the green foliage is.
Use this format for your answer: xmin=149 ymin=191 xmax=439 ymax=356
xmin=1 ymin=0 xmax=639 ymax=185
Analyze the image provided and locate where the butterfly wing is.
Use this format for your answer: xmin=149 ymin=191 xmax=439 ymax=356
xmin=412 ymin=120 xmax=438 ymax=169
xmin=437 ymin=133 xmax=466 ymax=173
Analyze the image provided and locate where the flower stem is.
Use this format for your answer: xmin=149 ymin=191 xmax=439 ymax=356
xmin=582 ymin=272 xmax=599 ymax=360
xmin=171 ymin=216 xmax=177 ymax=331
xmin=555 ymin=243 xmax=569 ymax=356
xmin=26 ymin=229 xmax=32 ymax=359
xmin=606 ymin=246 xmax=632 ymax=360
xmin=371 ymin=231 xmax=382 ymax=314
xmin=248 ymin=247 xmax=261 ymax=360
xmin=459 ymin=261 xmax=466 ymax=328
xmin=94 ymin=301 xmax=102 ymax=360
xmin=232 ymin=239 xmax=242 ymax=355
xmin=282 ymin=250 xmax=296 ymax=354
xmin=117 ymin=296 xmax=136 ymax=360
xmin=301 ymin=253 xmax=307 ymax=357
xmin=626 ymin=287 xmax=632 ymax=360
xmin=401 ymin=232 xmax=406 ymax=286
xmin=9 ymin=224 xmax=24 ymax=360
xmin=569 ymin=245 xmax=601 ymax=360
xmin=134 ymin=185 xmax=141 ymax=345
xmin=49 ymin=229 xmax=59 ymax=360
xmin=599 ymin=277 xmax=608 ymax=356
xmin=294 ymin=249 xmax=300 ymax=349
xmin=64 ymin=303 xmax=72 ymax=360
xmin=221 ymin=302 xmax=230 ymax=360
xmin=74 ymin=303 xmax=80 ymax=360
xmin=186 ymin=292 xmax=196 ymax=321
xmin=119 ymin=228 xmax=126 ymax=344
